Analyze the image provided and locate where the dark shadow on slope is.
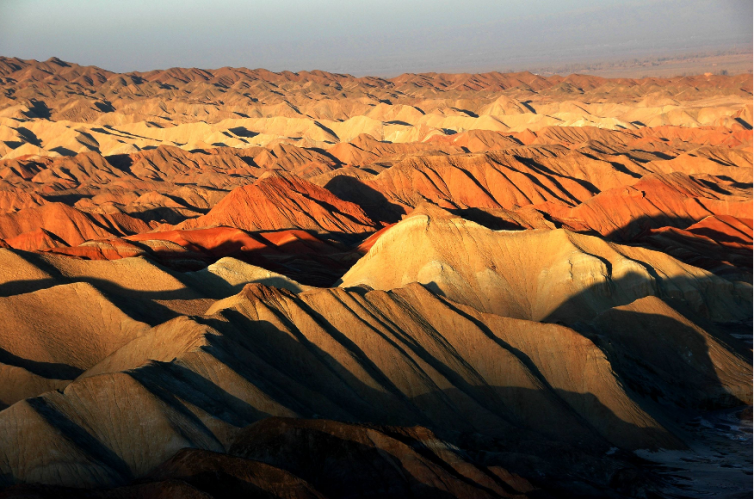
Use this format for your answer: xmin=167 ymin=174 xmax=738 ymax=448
xmin=94 ymin=101 xmax=115 ymax=113
xmin=39 ymin=191 xmax=92 ymax=205
xmin=0 ymin=346 xmax=83 ymax=380
xmin=0 ymin=250 xmax=206 ymax=325
xmin=0 ymin=277 xmax=58 ymax=297
xmin=595 ymin=214 xmax=753 ymax=284
xmin=49 ymin=146 xmax=76 ymax=157
xmin=312 ymin=121 xmax=339 ymax=141
xmin=428 ymin=297 xmax=680 ymax=452
xmin=629 ymin=150 xmax=674 ymax=162
xmin=421 ymin=259 xmax=751 ymax=420
xmin=640 ymin=230 xmax=752 ymax=283
xmin=165 ymin=227 xmax=374 ymax=287
xmin=195 ymin=323 xmax=347 ymax=420
xmin=287 ymin=298 xmax=461 ymax=422
xmin=2 ymin=140 xmax=25 ymax=150
xmin=0 ymin=274 xmax=199 ymax=325
xmin=526 ymin=266 xmax=752 ymax=410
xmin=520 ymin=101 xmax=537 ymax=114
xmin=580 ymin=308 xmax=750 ymax=411
xmin=452 ymin=108 xmax=478 ymax=118
xmin=416 ymin=287 xmax=689 ymax=451
xmin=491 ymin=158 xmax=581 ymax=206
xmin=148 ymin=448 xmax=325 ymax=499
xmin=305 ymin=147 xmax=343 ymax=166
xmin=229 ymin=418 xmax=496 ymax=499
xmin=24 ymin=100 xmax=51 ymax=119
xmin=184 ymin=269 xmax=307 ymax=298
xmin=225 ymin=394 xmax=667 ymax=495
xmin=26 ymin=397 xmax=133 ymax=484
xmin=420 ymin=387 xmax=680 ymax=452
xmin=102 ymin=153 xmax=134 ymax=174
xmin=696 ymin=177 xmax=734 ymax=195
xmin=227 ymin=126 xmax=258 ymax=139
xmin=449 ymin=208 xmax=526 ymax=231
xmin=202 ymin=310 xmax=422 ymax=427
xmin=715 ymin=175 xmax=752 ymax=190
xmin=323 ymin=175 xmax=405 ymax=224
xmin=128 ymin=361 xmax=269 ymax=427
xmin=579 ymin=152 xmax=642 ymax=179
xmin=512 ymin=155 xmax=601 ymax=197
xmin=0 ymin=435 xmax=553 ymax=498
xmin=596 ymin=214 xmax=695 ymax=242
xmin=734 ymin=117 xmax=752 ymax=130
xmin=122 ymin=206 xmax=202 ymax=225
xmin=13 ymin=127 xmax=42 ymax=147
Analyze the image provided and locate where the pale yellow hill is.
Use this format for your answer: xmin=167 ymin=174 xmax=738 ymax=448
xmin=338 ymin=205 xmax=751 ymax=323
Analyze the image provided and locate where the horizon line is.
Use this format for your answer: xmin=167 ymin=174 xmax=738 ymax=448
xmin=3 ymin=51 xmax=753 ymax=81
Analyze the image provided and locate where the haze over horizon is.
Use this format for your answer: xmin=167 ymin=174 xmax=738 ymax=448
xmin=1 ymin=0 xmax=751 ymax=75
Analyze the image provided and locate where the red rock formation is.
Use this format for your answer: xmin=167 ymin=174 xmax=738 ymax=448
xmin=178 ymin=172 xmax=377 ymax=234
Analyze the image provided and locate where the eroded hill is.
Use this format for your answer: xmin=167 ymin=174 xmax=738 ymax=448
xmin=0 ymin=60 xmax=751 ymax=499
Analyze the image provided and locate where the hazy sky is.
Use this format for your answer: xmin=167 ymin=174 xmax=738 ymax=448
xmin=0 ymin=0 xmax=751 ymax=75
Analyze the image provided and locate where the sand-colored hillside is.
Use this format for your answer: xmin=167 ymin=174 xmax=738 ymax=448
xmin=1 ymin=57 xmax=751 ymax=158
xmin=338 ymin=205 xmax=751 ymax=323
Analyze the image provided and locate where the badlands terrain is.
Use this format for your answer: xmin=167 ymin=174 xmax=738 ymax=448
xmin=0 ymin=56 xmax=751 ymax=498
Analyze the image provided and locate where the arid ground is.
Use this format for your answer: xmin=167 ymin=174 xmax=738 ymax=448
xmin=0 ymin=56 xmax=751 ymax=498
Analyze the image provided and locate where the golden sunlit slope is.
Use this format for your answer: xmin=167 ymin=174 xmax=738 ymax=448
xmin=338 ymin=205 xmax=751 ymax=323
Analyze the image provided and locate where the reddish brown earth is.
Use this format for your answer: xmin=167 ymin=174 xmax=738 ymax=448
xmin=0 ymin=59 xmax=751 ymax=499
